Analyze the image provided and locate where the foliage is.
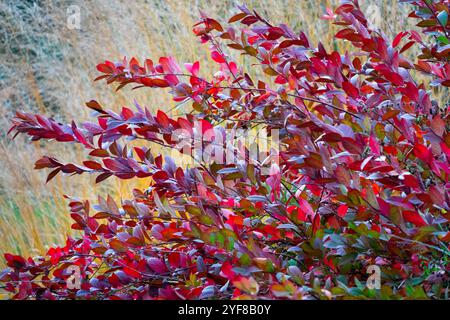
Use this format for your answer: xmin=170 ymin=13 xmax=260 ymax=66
xmin=1 ymin=0 xmax=449 ymax=299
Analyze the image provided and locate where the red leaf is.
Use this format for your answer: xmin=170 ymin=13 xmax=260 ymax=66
xmin=392 ymin=31 xmax=407 ymax=48
xmin=335 ymin=28 xmax=355 ymax=40
xmin=205 ymin=18 xmax=223 ymax=32
xmin=431 ymin=115 xmax=445 ymax=137
xmin=4 ymin=254 xmax=27 ymax=269
xmin=228 ymin=12 xmax=247 ymax=23
xmin=413 ymin=143 xmax=433 ymax=164
xmin=337 ymin=205 xmax=348 ymax=218
xmin=134 ymin=147 xmax=147 ymax=161
xmin=147 ymin=257 xmax=167 ymax=273
xmin=297 ymin=197 xmax=314 ymax=218
xmin=96 ymin=61 xmax=114 ymax=74
xmin=403 ymin=174 xmax=419 ymax=188
xmin=123 ymin=266 xmax=142 ymax=278
xmin=369 ymin=136 xmax=380 ymax=156
xmin=85 ymin=100 xmax=105 ymax=114
xmin=185 ymin=61 xmax=200 ymax=76
xmin=152 ymin=78 xmax=170 ymax=88
xmin=103 ymin=159 xmax=125 ymax=172
xmin=211 ymin=51 xmax=226 ymax=63
xmin=241 ymin=16 xmax=258 ymax=26
xmin=83 ymin=161 xmax=103 ymax=170
xmin=312 ymin=214 xmax=321 ymax=234
xmin=96 ymin=172 xmax=113 ymax=184
xmin=335 ymin=4 xmax=354 ymax=14
xmin=383 ymin=71 xmax=404 ymax=86
xmin=382 ymin=109 xmax=400 ymax=121
xmin=377 ymin=197 xmax=390 ymax=218
xmin=156 ymin=110 xmax=170 ymax=129
xmin=402 ymin=210 xmax=426 ymax=227
xmin=46 ymin=168 xmax=61 ymax=183
xmin=89 ymin=149 xmax=109 ymax=158
xmin=400 ymin=41 xmax=415 ymax=53
xmin=220 ymin=261 xmax=235 ymax=280
xmin=342 ymin=81 xmax=359 ymax=98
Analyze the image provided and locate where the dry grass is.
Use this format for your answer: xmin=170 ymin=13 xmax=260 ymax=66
xmin=0 ymin=0 xmax=427 ymax=267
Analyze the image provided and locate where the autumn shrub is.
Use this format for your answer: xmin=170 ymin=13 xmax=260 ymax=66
xmin=1 ymin=0 xmax=449 ymax=299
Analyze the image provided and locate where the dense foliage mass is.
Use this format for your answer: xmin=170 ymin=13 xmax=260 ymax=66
xmin=1 ymin=0 xmax=449 ymax=299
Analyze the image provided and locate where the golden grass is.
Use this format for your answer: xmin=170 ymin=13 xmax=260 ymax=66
xmin=0 ymin=0 xmax=435 ymax=268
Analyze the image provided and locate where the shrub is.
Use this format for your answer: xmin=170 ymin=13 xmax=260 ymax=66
xmin=1 ymin=0 xmax=449 ymax=299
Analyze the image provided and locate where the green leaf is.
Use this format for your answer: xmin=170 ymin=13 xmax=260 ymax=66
xmin=437 ymin=10 xmax=448 ymax=27
xmin=417 ymin=19 xmax=437 ymax=28
xmin=247 ymin=195 xmax=269 ymax=202
xmin=223 ymin=172 xmax=244 ymax=180
xmin=437 ymin=35 xmax=449 ymax=45
xmin=185 ymin=204 xmax=202 ymax=216
xmin=217 ymin=167 xmax=240 ymax=174
xmin=110 ymin=239 xmax=127 ymax=253
xmin=239 ymin=253 xmax=251 ymax=266
xmin=199 ymin=215 xmax=213 ymax=225
xmin=354 ymin=277 xmax=365 ymax=291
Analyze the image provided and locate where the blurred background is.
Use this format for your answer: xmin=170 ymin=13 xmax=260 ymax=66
xmin=0 ymin=0 xmax=430 ymax=265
